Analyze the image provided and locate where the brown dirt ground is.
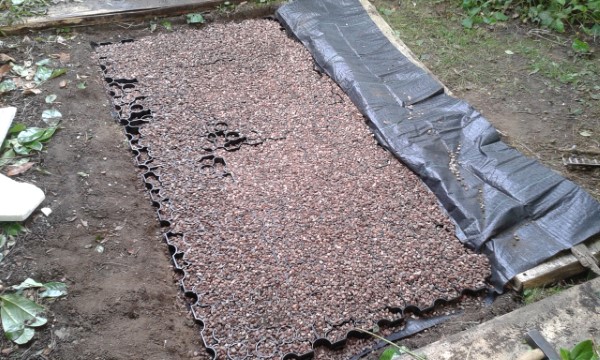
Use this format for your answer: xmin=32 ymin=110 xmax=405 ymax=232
xmin=1 ymin=3 xmax=596 ymax=359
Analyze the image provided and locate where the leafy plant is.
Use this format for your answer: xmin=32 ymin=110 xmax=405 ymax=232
xmin=0 ymin=122 xmax=58 ymax=169
xmin=0 ymin=222 xmax=26 ymax=263
xmin=560 ymin=339 xmax=600 ymax=360
xmin=0 ymin=278 xmax=67 ymax=344
xmin=186 ymin=13 xmax=205 ymax=24
xmin=0 ymin=0 xmax=49 ymax=26
xmin=355 ymin=328 xmax=427 ymax=360
xmin=460 ymin=0 xmax=600 ymax=38
xmin=522 ymin=285 xmax=565 ymax=304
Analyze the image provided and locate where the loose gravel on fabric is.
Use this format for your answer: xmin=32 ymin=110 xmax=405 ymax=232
xmin=96 ymin=19 xmax=490 ymax=359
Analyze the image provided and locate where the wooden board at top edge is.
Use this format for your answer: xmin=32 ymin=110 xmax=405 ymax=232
xmin=512 ymin=237 xmax=600 ymax=291
xmin=0 ymin=0 xmax=239 ymax=33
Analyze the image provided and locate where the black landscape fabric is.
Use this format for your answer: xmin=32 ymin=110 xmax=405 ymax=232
xmin=276 ymin=0 xmax=600 ymax=290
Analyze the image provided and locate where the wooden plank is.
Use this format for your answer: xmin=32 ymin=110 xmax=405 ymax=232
xmin=0 ymin=0 xmax=242 ymax=34
xmin=512 ymin=237 xmax=600 ymax=290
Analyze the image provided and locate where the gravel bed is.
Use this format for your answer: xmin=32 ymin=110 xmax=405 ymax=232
xmin=96 ymin=19 xmax=490 ymax=359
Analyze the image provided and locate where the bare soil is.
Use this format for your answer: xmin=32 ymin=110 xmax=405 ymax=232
xmin=7 ymin=3 xmax=594 ymax=359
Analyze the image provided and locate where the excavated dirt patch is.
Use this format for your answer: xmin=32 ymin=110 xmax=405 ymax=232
xmin=96 ymin=19 xmax=491 ymax=359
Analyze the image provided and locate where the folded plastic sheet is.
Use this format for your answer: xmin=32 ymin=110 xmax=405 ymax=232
xmin=276 ymin=0 xmax=600 ymax=290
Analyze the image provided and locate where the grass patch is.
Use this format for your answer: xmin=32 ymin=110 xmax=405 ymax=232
xmin=373 ymin=0 xmax=599 ymax=98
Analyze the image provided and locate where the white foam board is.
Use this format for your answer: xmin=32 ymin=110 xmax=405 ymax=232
xmin=0 ymin=106 xmax=46 ymax=222
xmin=0 ymin=107 xmax=17 ymax=144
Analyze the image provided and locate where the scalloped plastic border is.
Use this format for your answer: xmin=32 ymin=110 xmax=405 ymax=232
xmin=93 ymin=38 xmax=492 ymax=360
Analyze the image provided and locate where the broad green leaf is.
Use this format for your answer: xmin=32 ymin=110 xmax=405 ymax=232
xmin=76 ymin=81 xmax=87 ymax=89
xmin=50 ymin=68 xmax=67 ymax=79
xmin=560 ymin=347 xmax=571 ymax=360
xmin=8 ymin=123 xmax=26 ymax=134
xmin=494 ymin=12 xmax=509 ymax=21
xmin=380 ymin=348 xmax=400 ymax=360
xmin=45 ymin=94 xmax=57 ymax=103
xmin=0 ymin=293 xmax=45 ymax=342
xmin=552 ymin=19 xmax=565 ymax=33
xmin=570 ymin=340 xmax=595 ymax=360
xmin=11 ymin=327 xmax=34 ymax=345
xmin=572 ymin=39 xmax=590 ymax=54
xmin=161 ymin=20 xmax=173 ymax=31
xmin=27 ymin=141 xmax=43 ymax=151
xmin=11 ymin=64 xmax=30 ymax=77
xmin=38 ymin=127 xmax=57 ymax=142
xmin=42 ymin=109 xmax=62 ymax=126
xmin=40 ymin=282 xmax=67 ymax=298
xmin=1 ymin=222 xmax=25 ymax=236
xmin=462 ymin=17 xmax=474 ymax=28
xmin=11 ymin=278 xmax=44 ymax=291
xmin=186 ymin=13 xmax=205 ymax=24
xmin=17 ymin=127 xmax=46 ymax=143
xmin=35 ymin=59 xmax=51 ymax=66
xmin=0 ymin=79 xmax=16 ymax=93
xmin=12 ymin=143 xmax=31 ymax=155
xmin=0 ymin=149 xmax=17 ymax=167
xmin=34 ymin=65 xmax=53 ymax=84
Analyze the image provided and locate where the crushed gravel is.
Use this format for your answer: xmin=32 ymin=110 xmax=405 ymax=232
xmin=96 ymin=19 xmax=490 ymax=359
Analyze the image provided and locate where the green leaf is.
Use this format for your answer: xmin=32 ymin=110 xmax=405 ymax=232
xmin=0 ymin=149 xmax=17 ymax=167
xmin=0 ymin=79 xmax=17 ymax=93
xmin=149 ymin=22 xmax=157 ymax=32
xmin=570 ymin=340 xmax=595 ymax=360
xmin=26 ymin=141 xmax=43 ymax=151
xmin=186 ymin=13 xmax=205 ymax=24
xmin=11 ymin=327 xmax=35 ymax=345
xmin=160 ymin=20 xmax=173 ymax=31
xmin=380 ymin=348 xmax=400 ymax=360
xmin=0 ymin=293 xmax=46 ymax=344
xmin=552 ymin=19 xmax=565 ymax=32
xmin=494 ymin=12 xmax=509 ymax=21
xmin=572 ymin=39 xmax=590 ymax=54
xmin=45 ymin=94 xmax=57 ymax=103
xmin=17 ymin=127 xmax=46 ymax=143
xmin=34 ymin=65 xmax=53 ymax=84
xmin=8 ymin=123 xmax=26 ymax=134
xmin=40 ymin=282 xmax=67 ymax=298
xmin=11 ymin=278 xmax=44 ymax=291
xmin=42 ymin=109 xmax=62 ymax=126
xmin=1 ymin=223 xmax=25 ymax=236
xmin=35 ymin=59 xmax=51 ymax=66
xmin=561 ymin=347 xmax=573 ymax=360
xmin=11 ymin=64 xmax=30 ymax=77
xmin=38 ymin=127 xmax=57 ymax=142
xmin=462 ymin=17 xmax=474 ymax=28
xmin=12 ymin=143 xmax=31 ymax=155
xmin=50 ymin=68 xmax=66 ymax=79
xmin=76 ymin=81 xmax=87 ymax=89
xmin=0 ymin=234 xmax=6 ymax=248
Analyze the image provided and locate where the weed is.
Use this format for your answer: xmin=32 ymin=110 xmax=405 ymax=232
xmin=522 ymin=285 xmax=566 ymax=304
xmin=560 ymin=339 xmax=600 ymax=360
xmin=186 ymin=13 xmax=205 ymax=24
xmin=0 ymin=223 xmax=26 ymax=263
xmin=354 ymin=328 xmax=427 ymax=360
xmin=0 ymin=278 xmax=67 ymax=344
xmin=0 ymin=0 xmax=48 ymax=26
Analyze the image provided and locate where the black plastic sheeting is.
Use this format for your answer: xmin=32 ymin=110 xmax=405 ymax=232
xmin=276 ymin=0 xmax=600 ymax=290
